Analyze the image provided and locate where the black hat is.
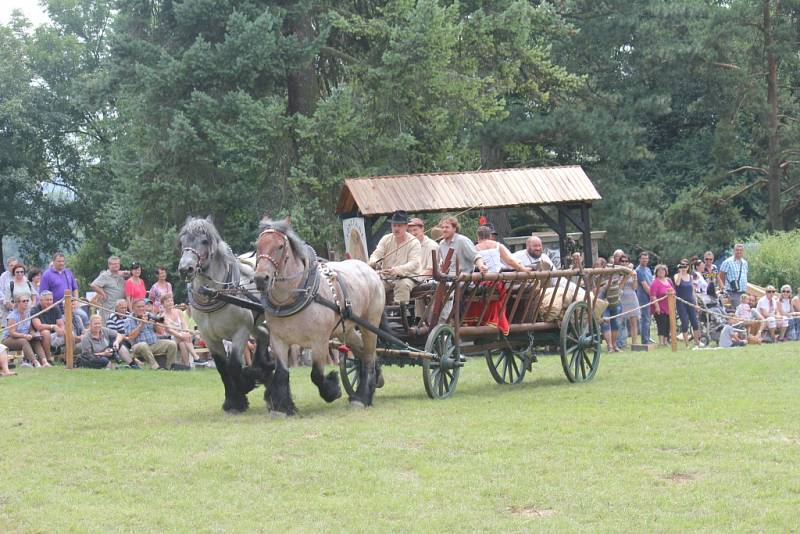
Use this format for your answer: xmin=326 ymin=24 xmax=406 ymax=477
xmin=389 ymin=210 xmax=409 ymax=224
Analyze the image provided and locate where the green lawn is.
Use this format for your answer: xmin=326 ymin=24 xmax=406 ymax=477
xmin=1 ymin=343 xmax=799 ymax=532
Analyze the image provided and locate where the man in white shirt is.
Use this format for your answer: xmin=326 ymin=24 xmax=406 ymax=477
xmin=511 ymin=236 xmax=554 ymax=271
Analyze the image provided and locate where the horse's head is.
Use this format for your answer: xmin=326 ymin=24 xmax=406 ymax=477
xmin=254 ymin=215 xmax=300 ymax=291
xmin=178 ymin=216 xmax=223 ymax=280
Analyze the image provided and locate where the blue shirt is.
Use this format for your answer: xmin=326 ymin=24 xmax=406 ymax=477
xmin=124 ymin=315 xmax=157 ymax=346
xmin=719 ymin=257 xmax=748 ymax=292
xmin=4 ymin=310 xmax=32 ymax=339
xmin=635 ymin=265 xmax=653 ymax=302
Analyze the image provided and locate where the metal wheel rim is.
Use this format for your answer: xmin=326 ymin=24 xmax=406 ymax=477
xmin=485 ymin=348 xmax=527 ymax=385
xmin=339 ymin=351 xmax=360 ymax=397
xmin=560 ymin=301 xmax=601 ymax=383
xmin=423 ymin=324 xmax=460 ymax=399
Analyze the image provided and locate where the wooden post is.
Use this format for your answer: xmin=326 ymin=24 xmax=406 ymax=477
xmin=64 ymin=294 xmax=74 ymax=369
xmin=667 ymin=288 xmax=677 ymax=352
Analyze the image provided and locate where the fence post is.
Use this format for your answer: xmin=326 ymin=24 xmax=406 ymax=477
xmin=64 ymin=294 xmax=74 ymax=369
xmin=667 ymin=288 xmax=677 ymax=352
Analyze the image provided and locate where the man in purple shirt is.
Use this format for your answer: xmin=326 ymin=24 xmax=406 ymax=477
xmin=39 ymin=252 xmax=79 ymax=304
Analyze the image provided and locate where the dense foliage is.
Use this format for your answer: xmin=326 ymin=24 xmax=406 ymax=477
xmin=1 ymin=0 xmax=798 ymax=287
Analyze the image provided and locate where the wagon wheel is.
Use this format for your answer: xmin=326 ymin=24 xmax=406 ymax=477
xmin=559 ymin=301 xmax=601 ymax=382
xmin=339 ymin=350 xmax=361 ymax=398
xmin=485 ymin=347 xmax=527 ymax=385
xmin=422 ymin=324 xmax=461 ymax=399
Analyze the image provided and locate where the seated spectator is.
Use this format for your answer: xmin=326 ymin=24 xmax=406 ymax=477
xmin=777 ymin=285 xmax=793 ymax=341
xmin=735 ymin=293 xmax=764 ymax=338
xmin=124 ymin=262 xmax=147 ymax=312
xmin=106 ymin=299 xmax=129 ymax=334
xmin=1 ymin=343 xmax=17 ymax=376
xmin=3 ymin=295 xmax=49 ymax=367
xmin=3 ymin=262 xmax=36 ymax=315
xmin=792 ymin=287 xmax=800 ymax=340
xmin=161 ymin=293 xmax=197 ymax=366
xmin=78 ymin=315 xmax=127 ymax=369
xmin=408 ymin=218 xmax=439 ymax=278
xmin=72 ymin=300 xmax=90 ymax=329
xmin=148 ymin=267 xmax=172 ymax=314
xmin=31 ymin=290 xmax=66 ymax=361
xmin=719 ymin=322 xmax=747 ymax=348
xmin=124 ymin=298 xmax=178 ymax=370
xmin=756 ymin=286 xmax=782 ymax=342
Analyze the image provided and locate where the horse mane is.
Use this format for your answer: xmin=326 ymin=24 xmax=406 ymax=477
xmin=258 ymin=217 xmax=309 ymax=265
xmin=180 ymin=216 xmax=234 ymax=263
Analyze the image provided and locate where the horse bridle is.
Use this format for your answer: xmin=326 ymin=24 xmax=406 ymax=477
xmin=256 ymin=228 xmax=291 ymax=274
xmin=182 ymin=246 xmax=208 ymax=275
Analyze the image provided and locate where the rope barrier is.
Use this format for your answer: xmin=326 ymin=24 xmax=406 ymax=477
xmin=673 ymin=294 xmax=799 ymax=326
xmin=76 ymin=298 xmax=195 ymax=335
xmin=0 ymin=298 xmax=66 ymax=336
xmin=600 ymin=295 xmax=669 ymax=322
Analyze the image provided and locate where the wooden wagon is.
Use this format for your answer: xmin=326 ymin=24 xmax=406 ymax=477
xmin=335 ymin=166 xmax=629 ymax=398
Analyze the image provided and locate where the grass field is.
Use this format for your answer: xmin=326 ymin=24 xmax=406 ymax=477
xmin=1 ymin=343 xmax=799 ymax=532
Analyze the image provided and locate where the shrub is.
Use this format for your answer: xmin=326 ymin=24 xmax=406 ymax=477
xmin=742 ymin=230 xmax=800 ymax=288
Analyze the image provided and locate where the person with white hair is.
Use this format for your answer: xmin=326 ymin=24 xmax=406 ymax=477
xmin=756 ymin=286 xmax=782 ymax=343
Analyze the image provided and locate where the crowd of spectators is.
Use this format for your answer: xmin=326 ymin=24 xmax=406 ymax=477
xmin=1 ymin=253 xmax=205 ymax=372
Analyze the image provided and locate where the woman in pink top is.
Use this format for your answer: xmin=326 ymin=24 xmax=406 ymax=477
xmin=124 ymin=262 xmax=147 ymax=311
xmin=148 ymin=266 xmax=173 ymax=313
xmin=649 ymin=264 xmax=673 ymax=346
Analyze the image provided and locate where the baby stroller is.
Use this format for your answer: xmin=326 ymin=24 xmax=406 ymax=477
xmin=695 ymin=292 xmax=727 ymax=346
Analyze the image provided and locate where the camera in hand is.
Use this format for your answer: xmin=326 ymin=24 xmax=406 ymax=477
xmin=146 ymin=312 xmax=165 ymax=323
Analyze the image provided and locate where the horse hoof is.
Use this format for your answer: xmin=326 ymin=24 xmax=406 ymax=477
xmin=270 ymin=411 xmax=288 ymax=419
xmin=376 ymin=372 xmax=385 ymax=389
xmin=349 ymin=400 xmax=365 ymax=410
xmin=222 ymin=397 xmax=249 ymax=413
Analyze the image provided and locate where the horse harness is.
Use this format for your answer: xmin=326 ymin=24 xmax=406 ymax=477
xmin=187 ymin=256 xmax=242 ymax=314
xmin=257 ymin=229 xmax=352 ymax=325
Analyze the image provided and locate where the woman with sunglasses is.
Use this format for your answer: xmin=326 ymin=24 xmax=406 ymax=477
xmin=3 ymin=262 xmax=36 ymax=314
xmin=696 ymin=251 xmax=718 ymax=297
xmin=2 ymin=295 xmax=49 ymax=367
xmin=673 ymin=259 xmax=702 ymax=346
xmin=777 ymin=285 xmax=793 ymax=341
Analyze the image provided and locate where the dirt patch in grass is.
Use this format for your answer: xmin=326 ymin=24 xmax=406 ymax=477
xmin=665 ymin=472 xmax=695 ymax=484
xmin=506 ymin=505 xmax=555 ymax=518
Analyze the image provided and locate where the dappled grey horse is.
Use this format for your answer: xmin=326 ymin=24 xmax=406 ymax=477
xmin=178 ymin=216 xmax=270 ymax=413
xmin=253 ymin=217 xmax=385 ymax=416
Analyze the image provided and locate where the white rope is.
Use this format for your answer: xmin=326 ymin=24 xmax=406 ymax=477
xmin=0 ymin=298 xmax=66 ymax=336
xmin=673 ymin=294 xmax=797 ymax=326
xmin=601 ymin=295 xmax=668 ymax=322
xmin=77 ymin=298 xmax=195 ymax=334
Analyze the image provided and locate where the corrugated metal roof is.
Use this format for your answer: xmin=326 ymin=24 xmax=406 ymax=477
xmin=335 ymin=166 xmax=601 ymax=216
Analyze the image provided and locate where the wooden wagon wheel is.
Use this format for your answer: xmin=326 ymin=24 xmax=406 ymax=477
xmin=559 ymin=301 xmax=601 ymax=382
xmin=422 ymin=324 xmax=461 ymax=399
xmin=485 ymin=347 xmax=528 ymax=385
xmin=339 ymin=351 xmax=361 ymax=398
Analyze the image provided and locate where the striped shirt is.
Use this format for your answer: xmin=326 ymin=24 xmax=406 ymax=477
xmin=106 ymin=313 xmax=128 ymax=334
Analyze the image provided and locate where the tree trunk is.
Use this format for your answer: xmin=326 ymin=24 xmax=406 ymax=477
xmin=286 ymin=13 xmax=319 ymax=118
xmin=764 ymin=0 xmax=783 ymax=230
xmin=480 ymin=141 xmax=513 ymax=238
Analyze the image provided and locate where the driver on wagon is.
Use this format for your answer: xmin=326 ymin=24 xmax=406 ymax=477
xmin=368 ymin=210 xmax=421 ymax=305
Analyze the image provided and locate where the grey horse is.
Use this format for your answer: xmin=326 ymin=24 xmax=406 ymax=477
xmin=178 ymin=216 xmax=270 ymax=413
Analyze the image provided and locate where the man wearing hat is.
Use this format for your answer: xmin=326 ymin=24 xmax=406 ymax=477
xmin=368 ymin=211 xmax=421 ymax=305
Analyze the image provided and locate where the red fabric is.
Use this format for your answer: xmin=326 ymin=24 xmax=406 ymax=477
xmin=463 ymin=281 xmax=510 ymax=335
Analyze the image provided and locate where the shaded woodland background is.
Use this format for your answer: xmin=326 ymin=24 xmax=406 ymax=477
xmin=2 ymin=0 xmax=798 ymax=288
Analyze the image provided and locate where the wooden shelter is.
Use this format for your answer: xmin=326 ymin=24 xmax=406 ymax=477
xmin=335 ymin=166 xmax=602 ymax=266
